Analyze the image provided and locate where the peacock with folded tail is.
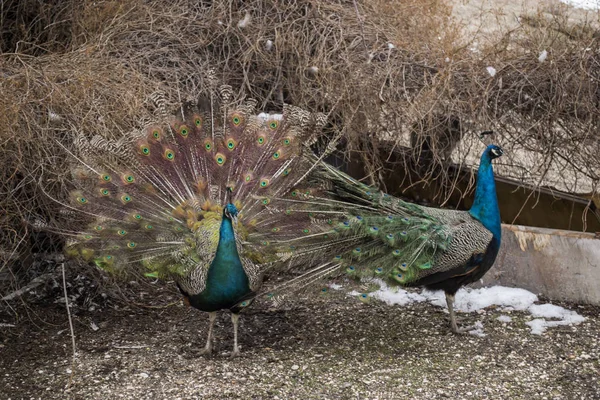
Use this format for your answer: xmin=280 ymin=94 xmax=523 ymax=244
xmin=260 ymin=143 xmax=504 ymax=333
xmin=57 ymin=84 xmax=329 ymax=356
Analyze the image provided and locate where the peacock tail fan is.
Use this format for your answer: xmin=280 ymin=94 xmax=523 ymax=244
xmin=250 ymin=159 xmax=493 ymax=302
xmin=56 ymin=84 xmax=328 ymax=291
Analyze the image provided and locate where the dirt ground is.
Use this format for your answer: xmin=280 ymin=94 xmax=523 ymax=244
xmin=1 ymin=276 xmax=599 ymax=400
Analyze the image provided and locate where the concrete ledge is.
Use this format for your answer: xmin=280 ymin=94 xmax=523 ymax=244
xmin=481 ymin=224 xmax=600 ymax=305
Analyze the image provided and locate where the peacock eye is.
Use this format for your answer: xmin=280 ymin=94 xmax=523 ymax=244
xmin=226 ymin=139 xmax=236 ymax=150
xmin=77 ymin=196 xmax=87 ymax=204
xmin=179 ymin=125 xmax=189 ymax=137
xmin=215 ymin=153 xmax=226 ymax=165
xmin=282 ymin=138 xmax=291 ymax=146
xmin=124 ymin=175 xmax=135 ymax=183
xmin=195 ymin=118 xmax=202 ymax=127
xmin=259 ymin=179 xmax=269 ymax=188
xmin=232 ymin=115 xmax=242 ymax=125
xmin=101 ymin=174 xmax=111 ymax=182
xmin=140 ymin=145 xmax=150 ymax=156
xmin=100 ymin=189 xmax=110 ymax=196
xmin=272 ymin=151 xmax=280 ymax=160
xmin=282 ymin=168 xmax=290 ymax=176
xmin=127 ymin=242 xmax=136 ymax=248
xmin=164 ymin=149 xmax=175 ymax=160
xmin=269 ymin=121 xmax=278 ymax=130
xmin=257 ymin=136 xmax=265 ymax=145
xmin=204 ymin=140 xmax=212 ymax=151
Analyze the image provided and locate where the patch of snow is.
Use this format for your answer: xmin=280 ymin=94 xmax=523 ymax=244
xmin=328 ymin=283 xmax=343 ymax=290
xmin=526 ymin=319 xmax=547 ymax=335
xmin=559 ymin=0 xmax=600 ymax=11
xmin=486 ymin=66 xmax=497 ymax=77
xmin=352 ymin=279 xmax=427 ymax=306
xmin=371 ymin=283 xmax=427 ymax=306
xmin=355 ymin=282 xmax=585 ymax=335
xmin=256 ymin=112 xmax=283 ymax=121
xmin=538 ymin=50 xmax=548 ymax=62
xmin=454 ymin=286 xmax=538 ymax=312
xmin=525 ymin=304 xmax=586 ymax=335
xmin=497 ymin=315 xmax=512 ymax=323
xmin=468 ymin=321 xmax=486 ymax=337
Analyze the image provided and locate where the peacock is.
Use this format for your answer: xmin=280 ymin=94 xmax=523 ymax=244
xmin=260 ymin=143 xmax=504 ymax=334
xmin=56 ymin=84 xmax=329 ymax=356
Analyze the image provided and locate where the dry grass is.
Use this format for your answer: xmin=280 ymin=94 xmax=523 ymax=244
xmin=0 ymin=0 xmax=599 ymax=290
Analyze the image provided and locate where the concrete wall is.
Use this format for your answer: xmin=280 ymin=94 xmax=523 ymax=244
xmin=481 ymin=224 xmax=600 ymax=305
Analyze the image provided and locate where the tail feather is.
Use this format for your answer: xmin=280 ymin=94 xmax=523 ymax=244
xmin=254 ymin=160 xmax=493 ymax=291
xmin=55 ymin=84 xmax=328 ymax=290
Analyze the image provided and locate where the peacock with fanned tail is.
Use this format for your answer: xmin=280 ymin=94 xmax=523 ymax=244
xmin=57 ymin=85 xmax=328 ymax=356
xmin=259 ymin=144 xmax=504 ymax=333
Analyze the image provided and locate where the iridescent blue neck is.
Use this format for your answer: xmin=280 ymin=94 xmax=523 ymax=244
xmin=469 ymin=151 xmax=501 ymax=240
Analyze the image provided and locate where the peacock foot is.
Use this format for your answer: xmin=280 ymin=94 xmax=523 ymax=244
xmin=199 ymin=347 xmax=213 ymax=357
xmin=450 ymin=324 xmax=477 ymax=335
xmin=229 ymin=344 xmax=242 ymax=358
xmin=180 ymin=344 xmax=212 ymax=359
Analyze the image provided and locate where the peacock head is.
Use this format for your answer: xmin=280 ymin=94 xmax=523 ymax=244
xmin=224 ymin=203 xmax=239 ymax=220
xmin=486 ymin=144 xmax=504 ymax=160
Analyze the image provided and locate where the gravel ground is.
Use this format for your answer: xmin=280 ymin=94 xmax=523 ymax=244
xmin=1 ymin=280 xmax=599 ymax=400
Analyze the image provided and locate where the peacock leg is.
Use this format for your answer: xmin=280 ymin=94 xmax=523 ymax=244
xmin=445 ymin=292 xmax=475 ymax=334
xmin=230 ymin=313 xmax=241 ymax=358
xmin=200 ymin=312 xmax=217 ymax=355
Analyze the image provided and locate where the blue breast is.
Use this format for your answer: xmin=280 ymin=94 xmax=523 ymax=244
xmin=187 ymin=216 xmax=252 ymax=312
